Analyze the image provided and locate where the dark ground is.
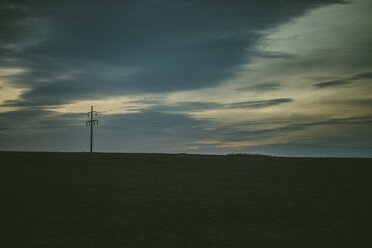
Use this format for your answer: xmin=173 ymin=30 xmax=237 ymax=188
xmin=1 ymin=152 xmax=371 ymax=247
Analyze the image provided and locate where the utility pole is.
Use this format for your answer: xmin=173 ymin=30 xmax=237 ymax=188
xmin=86 ymin=106 xmax=98 ymax=152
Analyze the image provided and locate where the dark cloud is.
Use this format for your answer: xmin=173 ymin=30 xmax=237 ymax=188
xmin=314 ymin=71 xmax=372 ymax=88
xmin=0 ymin=0 xmax=345 ymax=106
xmin=228 ymin=98 xmax=292 ymax=108
xmin=93 ymin=113 xmax=372 ymax=155
xmin=0 ymin=109 xmax=85 ymax=133
xmin=350 ymin=71 xmax=372 ymax=80
xmin=237 ymin=82 xmax=281 ymax=91
xmin=1 ymin=106 xmax=371 ymax=156
xmin=0 ymin=108 xmax=87 ymax=151
xmin=100 ymin=110 xmax=210 ymax=137
xmin=4 ymin=0 xmax=368 ymax=157
xmin=98 ymin=113 xmax=372 ymax=151
xmin=314 ymin=79 xmax=350 ymax=88
xmin=146 ymin=102 xmax=222 ymax=112
xmin=197 ymin=115 xmax=372 ymax=144
xmin=141 ymin=98 xmax=292 ymax=113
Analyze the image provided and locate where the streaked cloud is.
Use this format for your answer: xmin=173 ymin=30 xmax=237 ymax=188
xmin=314 ymin=71 xmax=372 ymax=88
xmin=237 ymin=82 xmax=281 ymax=92
xmin=144 ymin=98 xmax=292 ymax=113
xmin=0 ymin=0 xmax=371 ymax=157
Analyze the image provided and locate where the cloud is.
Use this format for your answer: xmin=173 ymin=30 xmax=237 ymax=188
xmin=3 ymin=0 xmax=371 ymax=157
xmin=0 ymin=108 xmax=87 ymax=150
xmin=227 ymin=98 xmax=292 ymax=108
xmin=350 ymin=71 xmax=372 ymax=80
xmin=1 ymin=106 xmax=371 ymax=156
xmin=195 ymin=115 xmax=372 ymax=145
xmin=0 ymin=109 xmax=85 ymax=132
xmin=0 ymin=0 xmax=345 ymax=107
xmin=314 ymin=79 xmax=350 ymax=88
xmin=237 ymin=82 xmax=281 ymax=91
xmin=142 ymin=98 xmax=292 ymax=113
xmin=314 ymin=71 xmax=372 ymax=88
xmin=78 ymin=110 xmax=215 ymax=152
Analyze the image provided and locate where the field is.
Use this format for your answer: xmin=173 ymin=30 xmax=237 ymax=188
xmin=1 ymin=152 xmax=371 ymax=247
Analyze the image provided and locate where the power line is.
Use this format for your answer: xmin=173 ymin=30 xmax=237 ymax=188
xmin=86 ymin=106 xmax=98 ymax=152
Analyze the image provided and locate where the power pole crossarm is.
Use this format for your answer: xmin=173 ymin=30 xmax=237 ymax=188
xmin=86 ymin=106 xmax=98 ymax=152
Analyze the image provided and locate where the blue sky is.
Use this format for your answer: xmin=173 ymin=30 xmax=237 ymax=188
xmin=0 ymin=0 xmax=371 ymax=156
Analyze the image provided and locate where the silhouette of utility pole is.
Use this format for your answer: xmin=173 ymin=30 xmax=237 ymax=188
xmin=86 ymin=106 xmax=98 ymax=152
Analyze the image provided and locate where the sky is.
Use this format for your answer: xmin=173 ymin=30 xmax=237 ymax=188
xmin=0 ymin=0 xmax=371 ymax=156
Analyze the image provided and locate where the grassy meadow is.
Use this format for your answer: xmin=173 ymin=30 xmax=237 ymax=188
xmin=1 ymin=152 xmax=371 ymax=247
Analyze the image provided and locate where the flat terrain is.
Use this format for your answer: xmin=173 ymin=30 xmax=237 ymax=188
xmin=1 ymin=152 xmax=371 ymax=247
